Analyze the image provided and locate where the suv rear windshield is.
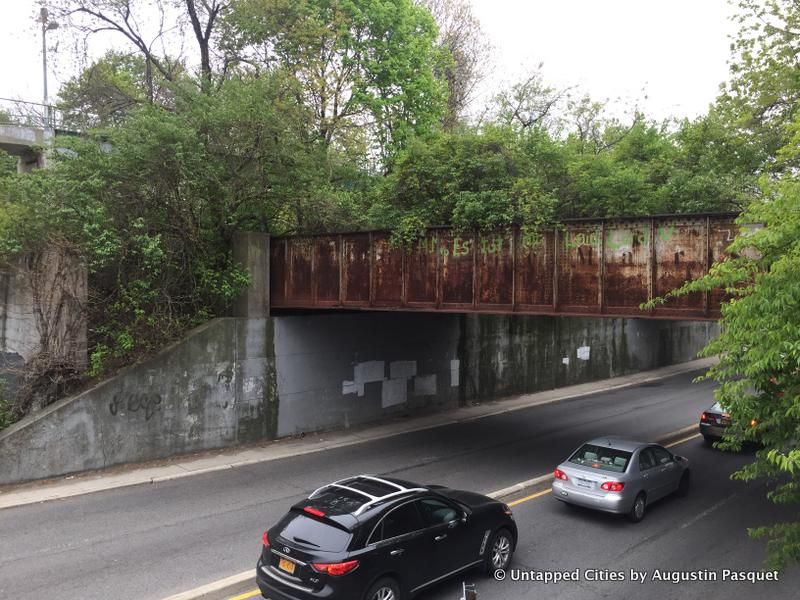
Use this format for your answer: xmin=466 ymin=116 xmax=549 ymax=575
xmin=277 ymin=513 xmax=352 ymax=552
xmin=569 ymin=444 xmax=632 ymax=473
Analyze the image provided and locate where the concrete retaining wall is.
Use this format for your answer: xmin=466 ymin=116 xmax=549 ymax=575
xmin=1 ymin=249 xmax=88 ymax=399
xmin=461 ymin=315 xmax=718 ymax=400
xmin=0 ymin=313 xmax=717 ymax=485
xmin=0 ymin=318 xmax=275 ymax=485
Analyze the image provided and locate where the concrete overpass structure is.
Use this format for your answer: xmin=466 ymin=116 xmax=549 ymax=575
xmin=0 ymin=122 xmax=52 ymax=171
xmin=0 ymin=98 xmax=75 ymax=171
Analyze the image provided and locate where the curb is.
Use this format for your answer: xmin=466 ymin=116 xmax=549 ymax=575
xmin=161 ymin=571 xmax=253 ymax=600
xmin=487 ymin=474 xmax=553 ymax=500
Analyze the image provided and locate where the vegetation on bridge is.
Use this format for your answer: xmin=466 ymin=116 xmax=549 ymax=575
xmin=0 ymin=0 xmax=799 ymax=569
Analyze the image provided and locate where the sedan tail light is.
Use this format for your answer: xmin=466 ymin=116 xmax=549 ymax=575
xmin=310 ymin=559 xmax=360 ymax=576
xmin=554 ymin=468 xmax=568 ymax=481
xmin=600 ymin=481 xmax=625 ymax=492
xmin=700 ymin=412 xmax=709 ymax=422
xmin=261 ymin=531 xmax=270 ymax=547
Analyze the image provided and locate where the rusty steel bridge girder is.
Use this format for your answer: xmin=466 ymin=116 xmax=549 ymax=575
xmin=269 ymin=214 xmax=740 ymax=320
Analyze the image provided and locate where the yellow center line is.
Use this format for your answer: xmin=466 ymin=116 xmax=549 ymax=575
xmin=508 ymin=488 xmax=552 ymax=506
xmin=665 ymin=433 xmax=701 ymax=448
xmin=228 ymin=590 xmax=261 ymax=600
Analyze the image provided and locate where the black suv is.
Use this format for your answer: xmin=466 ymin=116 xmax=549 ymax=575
xmin=256 ymin=475 xmax=517 ymax=600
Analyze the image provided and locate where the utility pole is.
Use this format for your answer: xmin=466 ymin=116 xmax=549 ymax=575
xmin=39 ymin=5 xmax=59 ymax=126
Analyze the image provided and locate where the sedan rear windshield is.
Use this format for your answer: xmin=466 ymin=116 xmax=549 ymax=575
xmin=569 ymin=444 xmax=632 ymax=473
xmin=278 ymin=513 xmax=352 ymax=552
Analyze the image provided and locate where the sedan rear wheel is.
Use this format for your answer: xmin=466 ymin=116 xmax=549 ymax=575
xmin=628 ymin=493 xmax=646 ymax=523
xmin=365 ymin=578 xmax=401 ymax=600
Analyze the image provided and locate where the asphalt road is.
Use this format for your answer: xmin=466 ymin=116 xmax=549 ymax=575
xmin=0 ymin=369 xmax=774 ymax=600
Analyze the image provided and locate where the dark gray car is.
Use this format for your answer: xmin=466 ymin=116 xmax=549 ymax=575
xmin=551 ymin=437 xmax=690 ymax=522
xmin=699 ymin=402 xmax=731 ymax=443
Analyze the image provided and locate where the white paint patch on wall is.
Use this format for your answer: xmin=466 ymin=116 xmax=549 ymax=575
xmin=382 ymin=378 xmax=408 ymax=408
xmin=342 ymin=360 xmax=386 ymax=397
xmin=562 ymin=357 xmax=570 ymax=365
xmin=414 ymin=374 xmax=437 ymax=396
xmin=355 ymin=360 xmax=386 ymax=384
xmin=577 ymin=346 xmax=591 ymax=361
xmin=390 ymin=360 xmax=417 ymax=379
xmin=450 ymin=359 xmax=460 ymax=387
xmin=342 ymin=380 xmax=359 ymax=396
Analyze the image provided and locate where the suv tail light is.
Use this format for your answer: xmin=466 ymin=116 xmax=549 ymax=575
xmin=303 ymin=506 xmax=326 ymax=518
xmin=311 ymin=559 xmax=360 ymax=576
xmin=600 ymin=481 xmax=625 ymax=492
xmin=700 ymin=412 xmax=709 ymax=422
xmin=262 ymin=531 xmax=270 ymax=547
xmin=554 ymin=468 xmax=568 ymax=481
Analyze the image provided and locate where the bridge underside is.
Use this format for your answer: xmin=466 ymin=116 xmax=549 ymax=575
xmin=270 ymin=214 xmax=740 ymax=321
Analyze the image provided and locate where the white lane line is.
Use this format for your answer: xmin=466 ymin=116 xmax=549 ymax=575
xmin=680 ymin=494 xmax=737 ymax=530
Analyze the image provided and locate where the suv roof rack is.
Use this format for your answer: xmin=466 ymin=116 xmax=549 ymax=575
xmin=309 ymin=475 xmax=427 ymax=516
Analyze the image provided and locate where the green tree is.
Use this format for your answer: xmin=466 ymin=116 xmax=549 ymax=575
xmin=224 ymin=0 xmax=448 ymax=162
xmin=55 ymin=1 xmax=183 ymax=101
xmin=718 ymin=0 xmax=800 ymax=169
xmin=664 ymin=110 xmax=761 ymax=213
xmin=372 ymin=127 xmax=559 ymax=240
xmin=490 ymin=68 xmax=569 ymax=134
xmin=648 ymin=146 xmax=800 ymax=568
xmin=420 ymin=0 xmax=492 ymax=129
xmin=0 ymin=150 xmax=16 ymax=176
xmin=57 ymin=51 xmax=181 ymax=127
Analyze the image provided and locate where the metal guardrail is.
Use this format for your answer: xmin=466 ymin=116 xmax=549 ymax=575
xmin=0 ymin=97 xmax=75 ymax=131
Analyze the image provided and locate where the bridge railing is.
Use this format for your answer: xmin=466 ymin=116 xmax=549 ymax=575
xmin=0 ymin=97 xmax=76 ymax=131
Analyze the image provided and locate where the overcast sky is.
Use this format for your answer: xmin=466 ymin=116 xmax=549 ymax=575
xmin=1 ymin=0 xmax=737 ymax=121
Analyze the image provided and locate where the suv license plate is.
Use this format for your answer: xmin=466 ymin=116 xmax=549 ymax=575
xmin=278 ymin=558 xmax=296 ymax=574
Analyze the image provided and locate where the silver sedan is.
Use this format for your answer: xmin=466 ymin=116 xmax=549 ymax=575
xmin=551 ymin=437 xmax=690 ymax=522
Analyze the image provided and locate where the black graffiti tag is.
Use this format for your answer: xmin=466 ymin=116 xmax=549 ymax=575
xmin=109 ymin=393 xmax=163 ymax=421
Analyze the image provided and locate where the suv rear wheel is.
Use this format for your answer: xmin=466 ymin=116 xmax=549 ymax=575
xmin=365 ymin=577 xmax=401 ymax=600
